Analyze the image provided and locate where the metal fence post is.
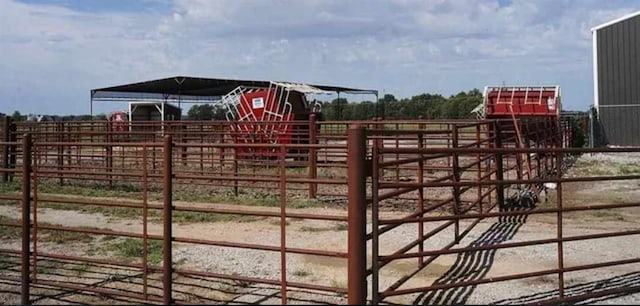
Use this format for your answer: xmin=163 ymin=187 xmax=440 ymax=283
xmin=347 ymin=124 xmax=367 ymax=305
xmin=494 ymin=122 xmax=505 ymax=211
xmin=556 ymin=151 xmax=565 ymax=298
xmin=451 ymin=125 xmax=461 ymax=243
xmin=2 ymin=116 xmax=10 ymax=182
xmin=9 ymin=122 xmax=17 ymax=182
xmin=308 ymin=114 xmax=317 ymax=198
xmin=106 ymin=121 xmax=113 ymax=189
xmin=162 ymin=135 xmax=173 ymax=305
xmin=21 ymin=133 xmax=32 ymax=305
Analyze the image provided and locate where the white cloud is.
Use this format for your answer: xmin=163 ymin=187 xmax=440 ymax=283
xmin=0 ymin=0 xmax=637 ymax=115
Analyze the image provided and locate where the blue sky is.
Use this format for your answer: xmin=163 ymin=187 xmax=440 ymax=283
xmin=0 ymin=0 xmax=638 ymax=115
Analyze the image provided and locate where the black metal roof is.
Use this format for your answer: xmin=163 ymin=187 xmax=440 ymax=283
xmin=91 ymin=76 xmax=377 ymax=101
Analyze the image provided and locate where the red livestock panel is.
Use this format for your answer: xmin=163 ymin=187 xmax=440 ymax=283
xmin=484 ymin=86 xmax=560 ymax=117
xmin=232 ymin=89 xmax=295 ymax=157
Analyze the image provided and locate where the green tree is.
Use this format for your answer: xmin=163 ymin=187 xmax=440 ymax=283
xmin=11 ymin=111 xmax=22 ymax=121
xmin=187 ymin=104 xmax=215 ymax=120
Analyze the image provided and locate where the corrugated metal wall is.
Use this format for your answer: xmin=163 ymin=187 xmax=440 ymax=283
xmin=597 ymin=14 xmax=640 ymax=146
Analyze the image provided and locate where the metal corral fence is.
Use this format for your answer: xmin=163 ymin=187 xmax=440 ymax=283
xmin=0 ymin=118 xmax=638 ymax=305
xmin=349 ymin=125 xmax=640 ymax=305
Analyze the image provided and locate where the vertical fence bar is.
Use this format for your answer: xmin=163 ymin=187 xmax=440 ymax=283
xmin=451 ymin=125 xmax=461 ymax=243
xmin=57 ymin=122 xmax=64 ymax=186
xmin=142 ymin=145 xmax=149 ymax=299
xmin=476 ymin=124 xmax=483 ymax=212
xmin=347 ymin=124 xmax=367 ymax=305
xmin=308 ymin=114 xmax=317 ymax=199
xmin=181 ymin=124 xmax=188 ymax=167
xmin=21 ymin=134 xmax=32 ymax=305
xmin=372 ymin=129 xmax=382 ymax=305
xmin=417 ymin=133 xmax=424 ymax=266
xmin=556 ymin=151 xmax=565 ymax=298
xmin=395 ymin=122 xmax=400 ymax=187
xmin=279 ymin=146 xmax=288 ymax=304
xmin=32 ymin=144 xmax=39 ymax=283
xmin=233 ymin=123 xmax=239 ymax=197
xmin=9 ymin=122 xmax=17 ymax=182
xmin=1 ymin=116 xmax=10 ymax=183
xmin=200 ymin=125 xmax=204 ymax=174
xmin=162 ymin=135 xmax=173 ymax=305
xmin=106 ymin=122 xmax=113 ymax=189
xmin=494 ymin=122 xmax=505 ymax=211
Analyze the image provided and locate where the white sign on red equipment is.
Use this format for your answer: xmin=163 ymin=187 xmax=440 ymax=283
xmin=252 ymin=97 xmax=264 ymax=109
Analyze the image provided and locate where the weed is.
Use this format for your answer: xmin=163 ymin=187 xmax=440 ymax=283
xmin=292 ymin=269 xmax=311 ymax=277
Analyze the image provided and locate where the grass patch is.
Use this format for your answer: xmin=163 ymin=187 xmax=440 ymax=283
xmin=0 ymin=253 xmax=18 ymax=269
xmin=108 ymin=238 xmax=163 ymax=264
xmin=269 ymin=219 xmax=290 ymax=226
xmin=37 ymin=260 xmax=63 ymax=274
xmin=1 ymin=215 xmax=102 ymax=244
xmin=39 ymin=228 xmax=94 ymax=244
xmin=618 ymin=163 xmax=640 ymax=174
xmin=300 ymin=222 xmax=348 ymax=232
xmin=330 ymin=278 xmax=347 ymax=289
xmin=43 ymin=202 xmax=162 ymax=221
xmin=173 ymin=211 xmax=258 ymax=223
xmin=0 ymin=215 xmax=21 ymax=239
xmin=589 ymin=210 xmax=625 ymax=220
xmin=69 ymin=263 xmax=90 ymax=276
xmin=289 ymin=198 xmax=326 ymax=209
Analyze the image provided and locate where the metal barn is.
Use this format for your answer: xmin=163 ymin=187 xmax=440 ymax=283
xmin=592 ymin=11 xmax=640 ymax=146
xmin=128 ymin=101 xmax=181 ymax=122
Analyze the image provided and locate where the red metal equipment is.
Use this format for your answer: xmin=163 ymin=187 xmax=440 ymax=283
xmin=108 ymin=111 xmax=128 ymax=132
xmin=222 ymin=82 xmax=322 ymax=159
xmin=480 ymin=86 xmax=563 ymax=207
xmin=483 ymin=86 xmax=561 ymax=118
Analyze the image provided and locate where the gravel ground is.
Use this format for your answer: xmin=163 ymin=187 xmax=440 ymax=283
xmin=1 ymin=152 xmax=640 ymax=304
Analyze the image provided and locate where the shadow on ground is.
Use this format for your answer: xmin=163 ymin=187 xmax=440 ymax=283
xmin=412 ymin=211 xmax=529 ymax=305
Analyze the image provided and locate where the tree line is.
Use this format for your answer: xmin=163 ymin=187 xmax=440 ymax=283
xmin=4 ymin=89 xmax=483 ymax=122
xmin=187 ymin=89 xmax=484 ymax=121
